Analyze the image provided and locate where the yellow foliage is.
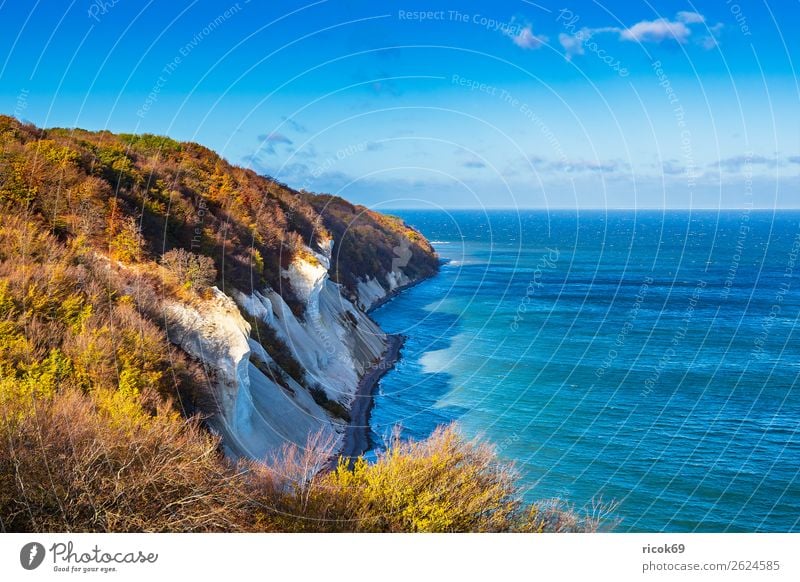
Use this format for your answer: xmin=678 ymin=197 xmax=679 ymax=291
xmin=117 ymin=294 xmax=135 ymax=307
xmin=0 ymin=349 xmax=68 ymax=422
xmin=109 ymin=217 xmax=143 ymax=263
xmin=247 ymin=425 xmax=606 ymax=533
xmin=32 ymin=139 xmax=80 ymax=169
xmin=0 ymin=280 xmax=14 ymax=316
xmin=324 ymin=426 xmax=518 ymax=532
xmin=0 ymin=388 xmax=250 ymax=532
xmin=24 ymin=349 xmax=72 ymax=394
xmin=58 ymin=293 xmax=93 ymax=332
xmin=252 ymin=248 xmax=264 ymax=274
xmin=93 ymin=382 xmax=150 ymax=431
xmin=0 ymin=321 xmax=32 ymax=370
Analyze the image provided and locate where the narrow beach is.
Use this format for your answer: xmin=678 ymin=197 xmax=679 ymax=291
xmin=340 ymin=333 xmax=405 ymax=459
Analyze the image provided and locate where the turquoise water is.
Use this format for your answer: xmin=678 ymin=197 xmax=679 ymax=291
xmin=368 ymin=210 xmax=800 ymax=532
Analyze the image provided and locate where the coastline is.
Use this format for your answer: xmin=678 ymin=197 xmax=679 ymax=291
xmin=340 ymin=333 xmax=405 ymax=460
xmin=339 ymin=266 xmax=439 ymax=461
xmin=365 ymin=271 xmax=436 ymax=314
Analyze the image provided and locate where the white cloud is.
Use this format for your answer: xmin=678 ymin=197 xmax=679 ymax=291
xmin=280 ymin=116 xmax=308 ymax=133
xmin=558 ymin=32 xmax=585 ymax=60
xmin=676 ymin=11 xmax=705 ymax=24
xmin=700 ymin=22 xmax=724 ymax=50
xmin=701 ymin=35 xmax=719 ymax=50
xmin=620 ymin=18 xmax=692 ymax=43
xmin=462 ymin=159 xmax=487 ymax=169
xmin=510 ymin=25 xmax=547 ymax=49
xmin=527 ymin=156 xmax=625 ymax=174
xmin=662 ymin=160 xmax=687 ymax=175
xmin=557 ymin=11 xmax=712 ymax=61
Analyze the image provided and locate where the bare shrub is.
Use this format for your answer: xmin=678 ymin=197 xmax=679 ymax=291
xmin=160 ymin=248 xmax=216 ymax=290
xmin=0 ymin=389 xmax=253 ymax=532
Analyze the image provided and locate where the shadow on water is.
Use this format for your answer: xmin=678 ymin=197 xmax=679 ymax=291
xmin=365 ymin=277 xmax=471 ymax=457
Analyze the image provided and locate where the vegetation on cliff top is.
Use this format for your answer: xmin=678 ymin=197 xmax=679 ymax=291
xmin=0 ymin=116 xmax=437 ymax=301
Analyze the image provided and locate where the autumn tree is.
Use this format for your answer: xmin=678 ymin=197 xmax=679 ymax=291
xmin=161 ymin=248 xmax=217 ymax=289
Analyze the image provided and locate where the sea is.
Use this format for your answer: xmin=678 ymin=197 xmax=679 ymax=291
xmin=367 ymin=210 xmax=800 ymax=532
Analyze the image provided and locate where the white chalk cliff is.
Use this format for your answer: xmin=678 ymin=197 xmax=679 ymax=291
xmin=355 ymin=266 xmax=412 ymax=311
xmin=162 ymin=240 xmax=411 ymax=461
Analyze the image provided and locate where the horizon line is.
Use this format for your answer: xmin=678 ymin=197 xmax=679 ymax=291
xmin=375 ymin=207 xmax=800 ymax=212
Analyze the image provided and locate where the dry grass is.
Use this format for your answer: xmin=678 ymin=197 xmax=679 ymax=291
xmin=0 ymin=389 xmax=252 ymax=532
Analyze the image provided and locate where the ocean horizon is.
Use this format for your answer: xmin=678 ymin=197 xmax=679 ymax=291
xmin=368 ymin=209 xmax=800 ymax=532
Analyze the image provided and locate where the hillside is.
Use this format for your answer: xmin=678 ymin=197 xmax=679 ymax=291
xmin=0 ymin=114 xmax=438 ymax=459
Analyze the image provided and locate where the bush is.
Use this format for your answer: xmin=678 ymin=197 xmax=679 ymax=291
xmin=161 ymin=248 xmax=217 ymax=290
xmin=249 ymin=426 xmax=610 ymax=533
xmin=118 ymin=133 xmax=182 ymax=156
xmin=0 ymin=389 xmax=252 ymax=532
xmin=109 ymin=216 xmax=144 ymax=263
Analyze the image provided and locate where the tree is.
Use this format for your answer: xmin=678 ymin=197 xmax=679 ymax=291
xmin=109 ymin=216 xmax=144 ymax=263
xmin=161 ymin=248 xmax=217 ymax=289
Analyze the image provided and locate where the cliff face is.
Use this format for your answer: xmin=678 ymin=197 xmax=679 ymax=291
xmin=163 ymin=238 xmax=421 ymax=460
xmin=0 ymin=115 xmax=437 ymax=461
xmin=307 ymin=194 xmax=438 ymax=311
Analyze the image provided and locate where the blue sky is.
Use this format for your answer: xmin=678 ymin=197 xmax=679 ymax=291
xmin=1 ymin=0 xmax=798 ymax=208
